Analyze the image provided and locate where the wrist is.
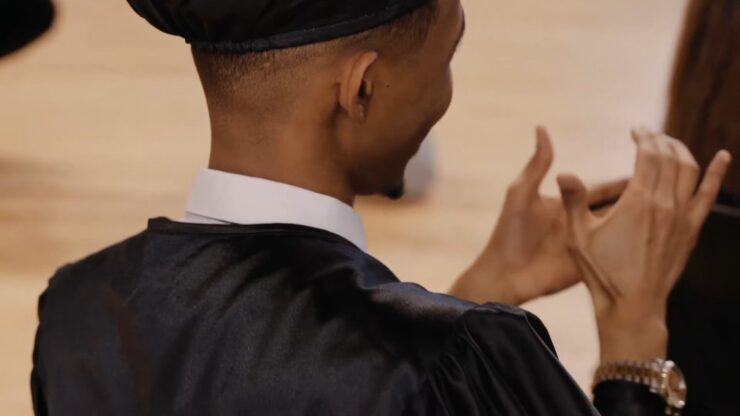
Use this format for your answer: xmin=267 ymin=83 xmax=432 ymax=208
xmin=450 ymin=259 xmax=522 ymax=305
xmin=596 ymin=305 xmax=668 ymax=362
xmin=593 ymin=359 xmax=687 ymax=414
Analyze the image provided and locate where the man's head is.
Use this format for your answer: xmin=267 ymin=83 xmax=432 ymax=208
xmin=189 ymin=0 xmax=465 ymax=201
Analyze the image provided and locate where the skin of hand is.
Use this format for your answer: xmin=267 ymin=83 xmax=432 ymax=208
xmin=449 ymin=127 xmax=628 ymax=306
xmin=556 ymin=129 xmax=732 ymax=362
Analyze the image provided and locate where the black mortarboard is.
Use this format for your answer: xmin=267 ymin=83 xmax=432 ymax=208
xmin=0 ymin=0 xmax=54 ymax=57
xmin=126 ymin=0 xmax=430 ymax=53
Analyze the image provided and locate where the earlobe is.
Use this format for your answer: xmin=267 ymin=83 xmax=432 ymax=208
xmin=339 ymin=51 xmax=378 ymax=123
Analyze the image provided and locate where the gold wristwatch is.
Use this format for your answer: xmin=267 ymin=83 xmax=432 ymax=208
xmin=593 ymin=359 xmax=687 ymax=415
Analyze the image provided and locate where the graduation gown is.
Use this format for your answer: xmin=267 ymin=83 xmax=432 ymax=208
xmin=32 ymin=219 xmax=662 ymax=415
xmin=668 ymin=199 xmax=740 ymax=416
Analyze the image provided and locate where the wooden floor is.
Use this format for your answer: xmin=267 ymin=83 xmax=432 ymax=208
xmin=0 ymin=0 xmax=687 ymax=413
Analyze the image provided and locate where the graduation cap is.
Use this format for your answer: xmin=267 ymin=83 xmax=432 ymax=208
xmin=126 ymin=0 xmax=430 ymax=53
xmin=0 ymin=0 xmax=54 ymax=57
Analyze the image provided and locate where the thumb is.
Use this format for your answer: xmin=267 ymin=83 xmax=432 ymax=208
xmin=514 ymin=126 xmax=554 ymax=199
xmin=557 ymin=173 xmax=591 ymax=230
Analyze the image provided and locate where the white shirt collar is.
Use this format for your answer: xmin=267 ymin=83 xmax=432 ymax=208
xmin=183 ymin=168 xmax=367 ymax=251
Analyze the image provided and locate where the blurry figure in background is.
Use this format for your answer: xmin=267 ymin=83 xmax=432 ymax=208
xmin=401 ymin=132 xmax=437 ymax=200
xmin=0 ymin=0 xmax=54 ymax=58
xmin=665 ymin=1 xmax=740 ymax=415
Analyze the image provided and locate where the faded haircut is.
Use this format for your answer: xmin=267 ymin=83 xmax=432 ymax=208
xmin=192 ymin=1 xmax=438 ymax=107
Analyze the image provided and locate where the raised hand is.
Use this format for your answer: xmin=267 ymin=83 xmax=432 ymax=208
xmin=556 ymin=129 xmax=732 ymax=361
xmin=450 ymin=127 xmax=627 ymax=305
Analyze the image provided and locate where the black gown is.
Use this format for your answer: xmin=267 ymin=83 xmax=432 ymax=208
xmin=31 ymin=218 xmax=662 ymax=415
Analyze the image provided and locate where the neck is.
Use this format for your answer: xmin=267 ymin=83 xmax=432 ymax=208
xmin=207 ymin=115 xmax=356 ymax=206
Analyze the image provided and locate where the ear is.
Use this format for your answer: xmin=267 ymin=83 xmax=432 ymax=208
xmin=339 ymin=51 xmax=378 ymax=123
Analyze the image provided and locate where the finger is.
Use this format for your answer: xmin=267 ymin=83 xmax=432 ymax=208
xmin=513 ymin=126 xmax=554 ymax=198
xmin=586 ymin=178 xmax=629 ymax=208
xmin=671 ymin=138 xmax=700 ymax=205
xmin=631 ymin=129 xmax=660 ymax=190
xmin=689 ymin=150 xmax=733 ymax=226
xmin=557 ymin=173 xmax=592 ymax=232
xmin=654 ymin=133 xmax=680 ymax=207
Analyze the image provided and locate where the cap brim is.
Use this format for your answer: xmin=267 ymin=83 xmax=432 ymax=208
xmin=0 ymin=0 xmax=55 ymax=58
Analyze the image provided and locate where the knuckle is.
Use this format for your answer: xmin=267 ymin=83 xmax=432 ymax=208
xmin=667 ymin=137 xmax=683 ymax=149
xmin=661 ymin=142 xmax=678 ymax=159
xmin=642 ymin=149 xmax=660 ymax=163
xmin=662 ymin=133 xmax=679 ymax=141
xmin=670 ymin=137 xmax=690 ymax=153
xmin=655 ymin=202 xmax=676 ymax=219
xmin=664 ymin=154 xmax=679 ymax=166
xmin=655 ymin=134 xmax=670 ymax=145
xmin=651 ymin=197 xmax=675 ymax=214
xmin=670 ymin=154 xmax=682 ymax=165
xmin=657 ymin=137 xmax=670 ymax=147
xmin=634 ymin=182 xmax=650 ymax=193
xmin=708 ymin=165 xmax=725 ymax=178
xmin=696 ymin=187 xmax=713 ymax=201
xmin=681 ymin=159 xmax=700 ymax=172
xmin=632 ymin=186 xmax=652 ymax=200
xmin=506 ymin=182 xmax=522 ymax=197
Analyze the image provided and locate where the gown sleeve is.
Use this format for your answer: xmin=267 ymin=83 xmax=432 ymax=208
xmin=422 ymin=303 xmax=668 ymax=416
xmin=31 ymin=291 xmax=48 ymax=416
xmin=31 ymin=363 xmax=47 ymax=416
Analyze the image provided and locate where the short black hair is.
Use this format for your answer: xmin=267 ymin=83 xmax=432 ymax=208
xmin=192 ymin=0 xmax=438 ymax=105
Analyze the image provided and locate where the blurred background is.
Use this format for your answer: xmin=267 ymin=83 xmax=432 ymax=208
xmin=0 ymin=0 xmax=687 ymax=414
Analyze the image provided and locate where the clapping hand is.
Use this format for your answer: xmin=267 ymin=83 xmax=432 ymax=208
xmin=451 ymin=127 xmax=627 ymax=305
xmin=556 ymin=129 xmax=732 ymax=361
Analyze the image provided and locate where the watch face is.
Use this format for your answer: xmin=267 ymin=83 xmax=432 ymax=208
xmin=665 ymin=363 xmax=687 ymax=408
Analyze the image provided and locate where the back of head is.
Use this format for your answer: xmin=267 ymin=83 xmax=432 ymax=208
xmin=191 ymin=2 xmax=438 ymax=120
xmin=128 ymin=0 xmax=463 ymax=200
xmin=665 ymin=0 xmax=740 ymax=200
xmin=127 ymin=0 xmax=438 ymax=115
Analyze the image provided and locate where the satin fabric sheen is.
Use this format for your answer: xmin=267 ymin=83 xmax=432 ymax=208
xmin=125 ymin=0 xmax=429 ymax=52
xmin=33 ymin=219 xmax=656 ymax=415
